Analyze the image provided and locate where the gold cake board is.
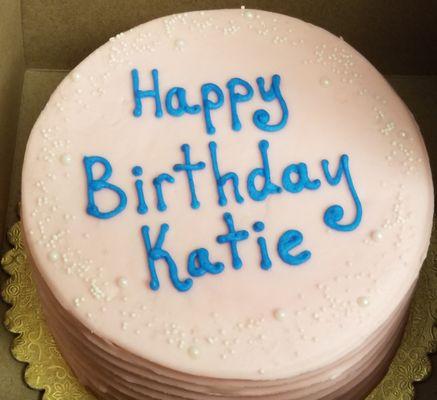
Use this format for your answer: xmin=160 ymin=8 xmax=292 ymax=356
xmin=1 ymin=221 xmax=436 ymax=400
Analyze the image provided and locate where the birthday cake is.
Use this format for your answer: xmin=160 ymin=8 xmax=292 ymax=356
xmin=21 ymin=8 xmax=433 ymax=400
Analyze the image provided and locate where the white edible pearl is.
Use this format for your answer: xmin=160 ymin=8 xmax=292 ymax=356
xmin=370 ymin=230 xmax=383 ymax=242
xmin=187 ymin=346 xmax=200 ymax=359
xmin=48 ymin=250 xmax=60 ymax=262
xmin=174 ymin=39 xmax=185 ymax=49
xmin=320 ymin=77 xmax=331 ymax=87
xmin=71 ymin=71 xmax=81 ymax=81
xmin=117 ymin=277 xmax=128 ymax=288
xmin=60 ymin=153 xmax=72 ymax=165
xmin=357 ymin=296 xmax=370 ymax=307
xmin=273 ymin=308 xmax=286 ymax=321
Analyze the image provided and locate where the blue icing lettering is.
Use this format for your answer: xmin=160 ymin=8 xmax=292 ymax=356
xmin=173 ymin=144 xmax=206 ymax=209
xmin=141 ymin=224 xmax=193 ymax=292
xmin=201 ymin=83 xmax=224 ymax=134
xmin=282 ymin=163 xmax=321 ymax=193
xmin=131 ymin=69 xmax=163 ymax=118
xmin=247 ymin=140 xmax=282 ymax=201
xmin=321 ymin=154 xmax=362 ymax=232
xmin=216 ymin=212 xmax=249 ymax=269
xmin=132 ymin=166 xmax=148 ymax=215
xmin=252 ymin=221 xmax=272 ymax=270
xmin=131 ymin=69 xmax=290 ymax=134
xmin=83 ymin=156 xmax=127 ymax=219
xmin=187 ymin=248 xmax=224 ymax=277
xmin=226 ymin=77 xmax=254 ymax=131
xmin=253 ymin=74 xmax=288 ymax=132
xmin=165 ymin=87 xmax=201 ymax=117
xmin=152 ymin=173 xmax=175 ymax=212
xmin=277 ymin=229 xmax=311 ymax=266
xmin=209 ymin=141 xmax=244 ymax=206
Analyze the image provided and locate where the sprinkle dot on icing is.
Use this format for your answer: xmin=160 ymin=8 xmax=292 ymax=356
xmin=60 ymin=153 xmax=72 ymax=165
xmin=370 ymin=230 xmax=383 ymax=242
xmin=273 ymin=308 xmax=286 ymax=321
xmin=117 ymin=277 xmax=129 ymax=288
xmin=319 ymin=77 xmax=331 ymax=87
xmin=174 ymin=39 xmax=185 ymax=50
xmin=71 ymin=72 xmax=81 ymax=82
xmin=187 ymin=346 xmax=200 ymax=359
xmin=357 ymin=296 xmax=370 ymax=307
xmin=48 ymin=249 xmax=60 ymax=262
xmin=244 ymin=10 xmax=254 ymax=19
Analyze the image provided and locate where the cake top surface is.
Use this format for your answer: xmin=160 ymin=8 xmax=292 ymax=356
xmin=21 ymin=8 xmax=433 ymax=380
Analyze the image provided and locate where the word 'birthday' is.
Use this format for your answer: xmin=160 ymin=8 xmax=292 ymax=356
xmin=84 ymin=140 xmax=362 ymax=232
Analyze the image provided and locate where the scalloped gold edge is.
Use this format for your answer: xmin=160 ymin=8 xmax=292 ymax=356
xmin=1 ymin=222 xmax=95 ymax=399
xmin=1 ymin=220 xmax=436 ymax=400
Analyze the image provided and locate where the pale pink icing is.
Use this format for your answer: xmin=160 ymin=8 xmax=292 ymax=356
xmin=30 ymin=256 xmax=411 ymax=399
xmin=21 ymin=8 xmax=433 ymax=399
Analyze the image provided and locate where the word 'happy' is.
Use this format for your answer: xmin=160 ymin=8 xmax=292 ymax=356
xmin=131 ymin=68 xmax=288 ymax=134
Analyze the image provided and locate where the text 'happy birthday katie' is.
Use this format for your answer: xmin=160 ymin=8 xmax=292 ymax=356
xmin=82 ymin=69 xmax=363 ymax=292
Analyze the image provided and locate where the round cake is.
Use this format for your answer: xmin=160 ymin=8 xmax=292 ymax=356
xmin=21 ymin=8 xmax=433 ymax=400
